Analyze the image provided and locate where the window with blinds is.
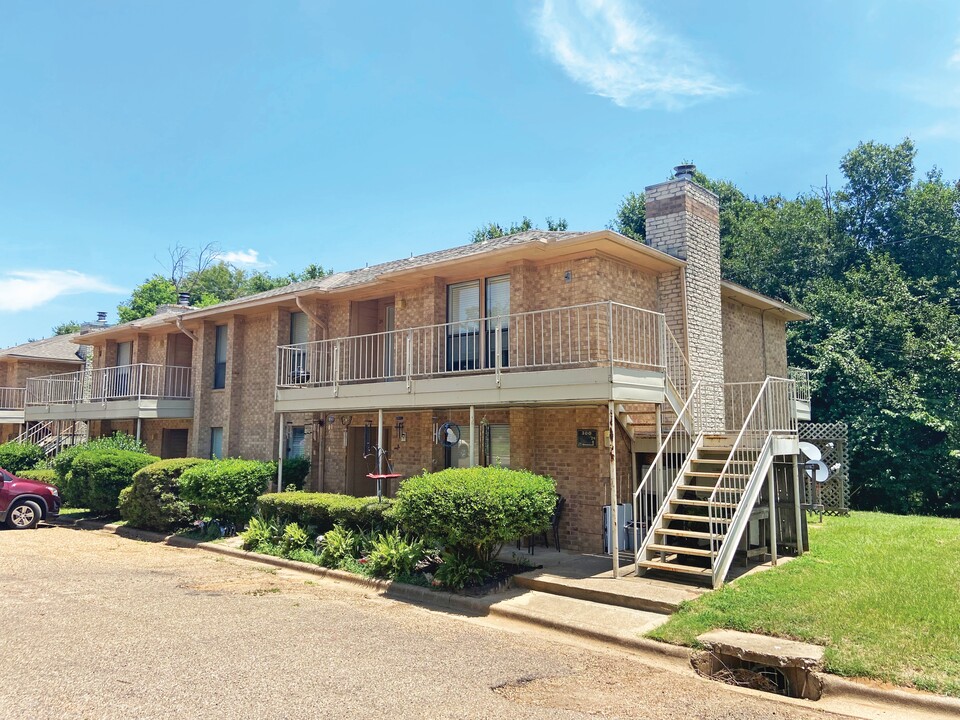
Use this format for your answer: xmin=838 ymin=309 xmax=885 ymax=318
xmin=485 ymin=424 xmax=511 ymax=467
xmin=287 ymin=426 xmax=306 ymax=459
xmin=213 ymin=325 xmax=228 ymax=389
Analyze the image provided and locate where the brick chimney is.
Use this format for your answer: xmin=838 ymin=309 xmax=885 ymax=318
xmin=646 ymin=165 xmax=725 ymax=423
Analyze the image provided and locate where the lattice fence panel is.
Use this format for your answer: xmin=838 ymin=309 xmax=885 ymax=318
xmin=799 ymin=422 xmax=850 ymax=516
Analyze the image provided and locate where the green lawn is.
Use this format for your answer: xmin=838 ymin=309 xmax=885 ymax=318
xmin=648 ymin=512 xmax=960 ymax=697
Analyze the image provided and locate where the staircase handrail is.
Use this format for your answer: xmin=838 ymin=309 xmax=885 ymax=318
xmin=632 ymin=381 xmax=702 ymax=567
xmin=707 ymin=377 xmax=797 ymax=569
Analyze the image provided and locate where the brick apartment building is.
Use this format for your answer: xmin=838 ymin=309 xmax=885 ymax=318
xmin=21 ymin=170 xmax=813 ymax=585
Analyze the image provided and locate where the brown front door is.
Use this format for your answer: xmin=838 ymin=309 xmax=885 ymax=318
xmin=161 ymin=429 xmax=189 ymax=459
xmin=346 ymin=427 xmax=391 ymax=497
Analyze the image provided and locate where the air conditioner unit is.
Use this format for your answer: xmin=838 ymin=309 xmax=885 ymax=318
xmin=602 ymin=503 xmax=634 ymax=554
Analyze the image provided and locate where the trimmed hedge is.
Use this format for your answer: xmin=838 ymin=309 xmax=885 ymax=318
xmin=119 ymin=458 xmax=210 ymax=532
xmin=16 ymin=468 xmax=57 ymax=484
xmin=54 ymin=432 xmax=149 ymax=493
xmin=69 ymin=449 xmax=160 ymax=513
xmin=180 ymin=458 xmax=275 ymax=527
xmin=0 ymin=442 xmax=45 ymax=474
xmin=256 ymin=492 xmax=395 ymax=533
xmin=395 ymin=467 xmax=556 ymax=564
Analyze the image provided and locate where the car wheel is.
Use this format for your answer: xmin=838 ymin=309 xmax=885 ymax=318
xmin=6 ymin=500 xmax=42 ymax=530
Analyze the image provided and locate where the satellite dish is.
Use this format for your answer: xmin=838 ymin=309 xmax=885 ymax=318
xmin=798 ymin=441 xmax=822 ymax=461
xmin=804 ymin=459 xmax=830 ymax=484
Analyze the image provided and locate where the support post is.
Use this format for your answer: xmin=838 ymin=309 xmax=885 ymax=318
xmin=277 ymin=412 xmax=285 ymax=493
xmin=318 ymin=417 xmax=326 ymax=493
xmin=654 ymin=404 xmax=663 ymax=497
xmin=377 ymin=408 xmax=384 ymax=501
xmin=136 ymin=418 xmax=142 ymax=443
xmin=469 ymin=406 xmax=475 ymax=468
xmin=792 ymin=454 xmax=804 ymax=554
xmin=608 ymin=401 xmax=620 ymax=579
xmin=768 ymin=464 xmax=778 ymax=566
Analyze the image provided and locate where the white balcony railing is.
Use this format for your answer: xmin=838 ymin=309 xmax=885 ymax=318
xmin=26 ymin=364 xmax=193 ymax=406
xmin=0 ymin=387 xmax=26 ymax=411
xmin=277 ymin=302 xmax=673 ymax=393
xmin=789 ymin=366 xmax=811 ymax=404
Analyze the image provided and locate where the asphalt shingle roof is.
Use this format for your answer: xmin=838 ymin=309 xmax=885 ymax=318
xmin=0 ymin=333 xmax=85 ymax=363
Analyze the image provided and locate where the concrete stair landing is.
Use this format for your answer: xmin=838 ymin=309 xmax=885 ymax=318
xmin=502 ymin=547 xmax=706 ymax=614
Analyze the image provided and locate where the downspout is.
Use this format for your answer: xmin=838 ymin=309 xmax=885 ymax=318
xmin=295 ymin=296 xmax=327 ymax=338
xmin=175 ymin=316 xmax=199 ymax=343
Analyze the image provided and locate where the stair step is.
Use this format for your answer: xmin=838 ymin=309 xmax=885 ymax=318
xmin=690 ymin=459 xmax=728 ymax=465
xmin=655 ymin=527 xmax=722 ymax=540
xmin=647 ymin=543 xmax=713 ymax=557
xmin=663 ymin=513 xmax=732 ymax=524
xmin=676 ymin=484 xmax=745 ymax=494
xmin=670 ymin=498 xmax=739 ymax=509
xmin=638 ymin=558 xmax=713 ymax=577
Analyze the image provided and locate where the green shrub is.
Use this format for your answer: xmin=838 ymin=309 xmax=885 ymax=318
xmin=366 ymin=528 xmax=425 ymax=579
xmin=280 ymin=522 xmax=311 ymax=554
xmin=434 ymin=549 xmax=490 ymax=590
xmin=279 ymin=456 xmax=310 ymax=491
xmin=118 ymin=457 xmax=209 ymax=532
xmin=53 ymin=432 xmax=147 ymax=483
xmin=256 ymin=492 xmax=395 ymax=534
xmin=180 ymin=458 xmax=275 ymax=527
xmin=317 ymin=524 xmax=360 ymax=568
xmin=69 ymin=449 xmax=160 ymax=514
xmin=0 ymin=442 xmax=45 ymax=474
xmin=16 ymin=468 xmax=57 ymax=484
xmin=395 ymin=467 xmax=556 ymax=565
xmin=241 ymin=515 xmax=281 ymax=551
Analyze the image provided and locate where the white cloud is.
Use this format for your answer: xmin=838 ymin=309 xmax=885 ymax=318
xmin=949 ymin=37 xmax=960 ymax=68
xmin=0 ymin=270 xmax=125 ymax=312
xmin=531 ymin=0 xmax=737 ymax=110
xmin=217 ymin=248 xmax=271 ymax=268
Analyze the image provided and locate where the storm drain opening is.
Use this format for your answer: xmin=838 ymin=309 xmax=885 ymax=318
xmin=692 ymin=630 xmax=825 ymax=700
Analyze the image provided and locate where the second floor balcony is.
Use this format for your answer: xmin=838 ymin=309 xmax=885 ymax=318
xmin=0 ymin=387 xmax=26 ymax=423
xmin=275 ymin=301 xmax=688 ymax=413
xmin=25 ymin=364 xmax=194 ymax=422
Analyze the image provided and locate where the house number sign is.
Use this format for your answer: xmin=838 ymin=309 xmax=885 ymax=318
xmin=576 ymin=429 xmax=598 ymax=448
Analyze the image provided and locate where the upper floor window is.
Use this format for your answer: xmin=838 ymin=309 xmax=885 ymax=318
xmin=446 ymin=275 xmax=510 ymax=371
xmin=213 ymin=325 xmax=228 ymax=389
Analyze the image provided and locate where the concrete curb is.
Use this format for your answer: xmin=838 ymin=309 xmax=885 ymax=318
xmin=50 ymin=518 xmax=960 ymax=716
xmin=818 ymin=673 xmax=960 ymax=716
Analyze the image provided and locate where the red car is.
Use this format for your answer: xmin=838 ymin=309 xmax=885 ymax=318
xmin=0 ymin=468 xmax=61 ymax=529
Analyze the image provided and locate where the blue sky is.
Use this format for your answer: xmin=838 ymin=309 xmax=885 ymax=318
xmin=2 ymin=1 xmax=960 ymax=348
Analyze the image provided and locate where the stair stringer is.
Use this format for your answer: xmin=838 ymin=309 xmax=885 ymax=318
xmin=635 ymin=431 xmax=706 ymax=575
xmin=663 ymin=377 xmax=693 ymax=437
xmin=709 ymin=432 xmax=776 ymax=589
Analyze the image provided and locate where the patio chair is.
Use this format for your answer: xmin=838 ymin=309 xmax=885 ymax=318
xmin=516 ymin=494 xmax=565 ymax=554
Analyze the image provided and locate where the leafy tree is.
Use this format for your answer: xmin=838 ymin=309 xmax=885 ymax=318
xmin=470 ymin=216 xmax=568 ymax=243
xmin=790 ymin=256 xmax=960 ymax=514
xmin=612 ymin=192 xmax=645 ymax=241
xmin=117 ymin=276 xmax=178 ymax=323
xmin=52 ymin=321 xmax=81 ymax=335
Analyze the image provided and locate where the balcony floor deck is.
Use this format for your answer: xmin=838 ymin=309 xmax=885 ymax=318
xmin=275 ymin=366 xmax=666 ymax=414
xmin=25 ymin=398 xmax=194 ymax=422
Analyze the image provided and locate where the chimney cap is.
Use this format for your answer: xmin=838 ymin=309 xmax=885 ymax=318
xmin=674 ymin=163 xmax=697 ymax=181
xmin=96 ymin=311 xmax=107 ymax=324
xmin=177 ymin=292 xmax=191 ymax=306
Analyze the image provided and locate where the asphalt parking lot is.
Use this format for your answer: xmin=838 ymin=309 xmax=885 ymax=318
xmin=0 ymin=525 xmax=842 ymax=720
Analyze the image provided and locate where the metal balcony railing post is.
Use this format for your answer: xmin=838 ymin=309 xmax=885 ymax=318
xmin=333 ymin=340 xmax=341 ymax=397
xmin=405 ymin=330 xmax=413 ymax=392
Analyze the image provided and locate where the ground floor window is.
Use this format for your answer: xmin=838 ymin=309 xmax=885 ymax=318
xmin=286 ymin=426 xmax=306 ymax=459
xmin=444 ymin=423 xmax=511 ymax=469
xmin=210 ymin=427 xmax=223 ymax=459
